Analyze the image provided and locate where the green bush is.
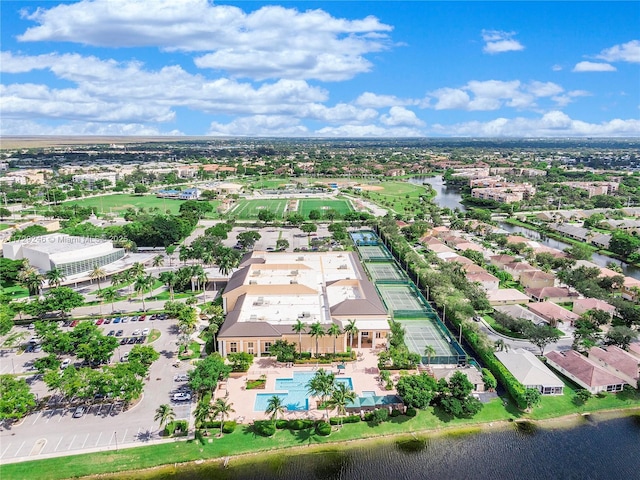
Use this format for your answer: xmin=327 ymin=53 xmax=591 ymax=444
xmin=370 ymin=409 xmax=389 ymax=425
xmin=175 ymin=420 xmax=188 ymax=433
xmin=329 ymin=414 xmax=360 ymax=425
xmin=390 ymin=409 xmax=402 ymax=417
xmin=275 ymin=419 xmax=289 ymax=429
xmin=405 ymin=407 xmax=417 ymax=417
xmin=315 ymin=421 xmax=331 ymax=436
xmin=253 ymin=420 xmax=276 ymax=437
xmin=164 ymin=422 xmax=176 ymax=436
xmin=288 ymin=419 xmax=315 ymax=430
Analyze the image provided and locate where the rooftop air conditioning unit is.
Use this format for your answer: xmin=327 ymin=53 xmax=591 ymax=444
xmin=302 ymin=311 xmax=310 ymax=318
xmin=249 ymin=280 xmax=257 ymax=284
xmin=297 ymin=256 xmax=304 ymax=261
xmin=290 ymin=279 xmax=298 ymax=284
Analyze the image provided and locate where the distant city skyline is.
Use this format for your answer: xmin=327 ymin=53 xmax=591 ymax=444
xmin=1 ymin=0 xmax=638 ymax=137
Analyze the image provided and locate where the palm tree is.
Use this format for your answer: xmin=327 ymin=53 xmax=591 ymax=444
xmin=130 ymin=262 xmax=145 ymax=278
xmin=306 ymin=369 xmax=335 ymax=418
xmin=179 ymin=245 xmax=191 ymax=265
xmin=327 ymin=382 xmax=356 ymax=426
xmin=159 ymin=271 xmax=177 ymax=301
xmin=494 ymin=339 xmax=509 ymax=352
xmin=152 ymin=255 xmax=164 ymax=268
xmin=344 ymin=319 xmax=358 ymax=349
xmin=135 ymin=274 xmax=154 ymax=311
xmin=292 ymin=319 xmax=307 ymax=356
xmin=327 ymin=323 xmax=342 ymax=356
xmin=89 ymin=265 xmax=107 ymax=291
xmin=217 ymin=248 xmax=239 ymax=276
xmin=165 ymin=244 xmax=177 ymax=267
xmin=194 ymin=401 xmax=212 ymax=429
xmin=154 ymin=404 xmax=175 ymax=432
xmin=45 ymin=268 xmax=65 ymax=288
xmin=309 ymin=322 xmax=325 ymax=358
xmin=265 ymin=395 xmax=286 ymax=422
xmin=98 ymin=287 xmax=118 ymax=313
xmin=18 ymin=265 xmax=45 ymax=296
xmin=212 ymin=398 xmax=235 ymax=437
xmin=424 ymin=345 xmax=436 ymax=366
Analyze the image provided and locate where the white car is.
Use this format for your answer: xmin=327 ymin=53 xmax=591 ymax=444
xmin=132 ymin=329 xmax=141 ymax=336
xmin=142 ymin=328 xmax=150 ymax=336
xmin=120 ymin=352 xmax=129 ymax=362
xmin=172 ymin=392 xmax=191 ymax=402
xmin=60 ymin=358 xmax=71 ymax=369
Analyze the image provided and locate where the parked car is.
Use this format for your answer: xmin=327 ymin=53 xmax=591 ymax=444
xmin=60 ymin=359 xmax=71 ymax=369
xmin=115 ymin=330 xmax=124 ymax=337
xmin=27 ymin=323 xmax=35 ymax=330
xmin=113 ymin=317 xmax=121 ymax=324
xmin=136 ymin=337 xmax=145 ymax=344
xmin=95 ymin=318 xmax=104 ymax=325
xmin=172 ymin=392 xmax=191 ymax=402
xmin=121 ymin=317 xmax=129 ymax=323
xmin=127 ymin=337 xmax=136 ymax=344
xmin=107 ymin=330 xmax=115 ymax=336
xmin=72 ymin=406 xmax=86 ymax=418
xmin=120 ymin=338 xmax=128 ymax=345
xmin=142 ymin=328 xmax=150 ymax=336
xmin=103 ymin=318 xmax=112 ymax=324
xmin=139 ymin=315 xmax=146 ymax=322
xmin=174 ymin=374 xmax=188 ymax=382
xmin=132 ymin=329 xmax=141 ymax=336
xmin=70 ymin=320 xmax=79 ymax=327
xmin=120 ymin=352 xmax=129 ymax=362
xmin=33 ymin=345 xmax=42 ymax=353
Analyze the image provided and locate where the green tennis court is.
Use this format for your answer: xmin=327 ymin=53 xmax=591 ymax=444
xmin=298 ymin=199 xmax=353 ymax=218
xmin=397 ymin=319 xmax=459 ymax=359
xmin=378 ymin=284 xmax=426 ymax=312
xmin=358 ymin=245 xmax=392 ymax=261
xmin=366 ymin=262 xmax=405 ymax=281
xmin=229 ymin=199 xmax=288 ymax=219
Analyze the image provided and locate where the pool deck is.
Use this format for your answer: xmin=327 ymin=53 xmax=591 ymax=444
xmin=213 ymin=348 xmax=396 ymax=423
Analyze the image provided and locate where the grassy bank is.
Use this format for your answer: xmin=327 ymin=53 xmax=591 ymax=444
xmin=3 ymin=392 xmax=639 ymax=480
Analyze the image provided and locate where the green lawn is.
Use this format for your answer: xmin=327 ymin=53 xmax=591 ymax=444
xmin=229 ymin=199 xmax=289 ymax=219
xmin=0 ymin=285 xmax=30 ymax=299
xmin=298 ymin=199 xmax=353 ymax=218
xmin=61 ymin=194 xmax=220 ymax=217
xmin=356 ymin=181 xmax=429 ymax=215
xmin=0 ymin=223 xmax=12 ymax=231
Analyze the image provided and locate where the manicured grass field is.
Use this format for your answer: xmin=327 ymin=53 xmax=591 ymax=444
xmin=62 ymin=194 xmax=220 ymax=217
xmin=357 ymin=181 xmax=429 ymax=215
xmin=229 ymin=199 xmax=289 ymax=219
xmin=298 ymin=199 xmax=353 ymax=218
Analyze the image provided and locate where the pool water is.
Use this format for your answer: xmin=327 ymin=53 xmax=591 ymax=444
xmin=254 ymin=370 xmax=354 ymax=412
xmin=361 ymin=391 xmax=376 ymax=397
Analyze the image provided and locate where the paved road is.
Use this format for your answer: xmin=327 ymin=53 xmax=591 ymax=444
xmin=476 ymin=317 xmax=574 ymax=354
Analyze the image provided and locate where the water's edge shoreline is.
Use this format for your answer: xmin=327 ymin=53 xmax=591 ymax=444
xmin=86 ymin=406 xmax=640 ymax=479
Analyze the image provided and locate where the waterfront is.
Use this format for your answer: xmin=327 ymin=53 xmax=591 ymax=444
xmin=409 ymin=175 xmax=466 ymax=211
xmin=117 ymin=414 xmax=640 ymax=480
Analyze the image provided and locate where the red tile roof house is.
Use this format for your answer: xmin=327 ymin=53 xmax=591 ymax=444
xmin=486 ymin=288 xmax=530 ymax=306
xmin=546 ymin=350 xmax=626 ymax=394
xmin=467 ymin=271 xmax=500 ymax=291
xmin=454 ymin=241 xmax=485 ymax=253
xmin=428 ymin=243 xmax=455 ymax=254
xmin=519 ymin=270 xmax=556 ymax=289
xmin=503 ymin=262 xmax=538 ymax=281
xmin=621 ymin=276 xmax=640 ymax=301
xmin=629 ymin=342 xmax=640 ymax=360
xmin=588 ymin=346 xmax=640 ymax=388
xmin=525 ymin=286 xmax=578 ymax=303
xmin=463 ymin=263 xmax=487 ymax=274
xmin=489 ymin=254 xmax=516 ymax=269
xmin=527 ymin=301 xmax=579 ymax=327
xmin=572 ymin=298 xmax=616 ymax=317
xmin=441 ymin=254 xmax=475 ymax=266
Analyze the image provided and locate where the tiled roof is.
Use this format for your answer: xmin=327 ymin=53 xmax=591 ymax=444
xmin=547 ymin=350 xmax=626 ymax=388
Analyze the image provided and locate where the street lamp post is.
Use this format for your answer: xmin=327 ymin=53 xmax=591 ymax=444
xmin=114 ymin=431 xmax=118 ymax=451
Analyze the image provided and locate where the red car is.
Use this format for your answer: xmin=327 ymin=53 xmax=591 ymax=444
xmin=138 ymin=315 xmax=146 ymax=322
xmin=70 ymin=320 xmax=79 ymax=327
xmin=95 ymin=318 xmax=104 ymax=325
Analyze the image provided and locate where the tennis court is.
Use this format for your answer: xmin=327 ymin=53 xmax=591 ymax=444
xmin=397 ymin=319 xmax=459 ymax=359
xmin=366 ymin=262 xmax=404 ymax=281
xmin=229 ymin=199 xmax=288 ymax=219
xmin=358 ymin=245 xmax=392 ymax=261
xmin=377 ymin=284 xmax=426 ymax=313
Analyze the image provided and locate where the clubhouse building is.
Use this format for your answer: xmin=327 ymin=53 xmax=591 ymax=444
xmin=217 ymin=251 xmax=391 ymax=357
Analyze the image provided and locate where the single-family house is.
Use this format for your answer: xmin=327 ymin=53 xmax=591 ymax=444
xmin=590 ymin=233 xmax=611 ymax=249
xmin=463 ymin=263 xmax=488 ymax=274
xmin=621 ymin=277 xmax=640 ymax=301
xmin=494 ymin=304 xmax=547 ymax=325
xmin=428 ymin=243 xmax=455 ymax=254
xmin=572 ymin=298 xmax=616 ymax=317
xmin=503 ymin=262 xmax=538 ymax=281
xmin=489 ymin=254 xmax=516 ymax=269
xmin=455 ymin=242 xmax=484 ymax=253
xmin=519 ymin=270 xmax=556 ymax=289
xmin=440 ymin=367 xmax=486 ymax=393
xmin=486 ymin=289 xmax=530 ymax=306
xmin=467 ymin=271 xmax=500 ymax=291
xmin=527 ymin=301 xmax=579 ymax=326
xmin=546 ymin=350 xmax=626 ymax=394
xmin=628 ymin=342 xmax=640 ymax=360
xmin=495 ymin=349 xmax=564 ymax=395
xmin=588 ymin=346 xmax=639 ymax=388
xmin=525 ymin=286 xmax=578 ymax=303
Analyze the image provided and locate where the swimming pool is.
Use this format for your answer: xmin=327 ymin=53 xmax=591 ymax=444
xmin=254 ymin=370 xmax=354 ymax=412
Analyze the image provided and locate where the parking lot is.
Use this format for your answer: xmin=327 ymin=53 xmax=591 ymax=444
xmin=224 ymin=225 xmax=331 ymax=252
xmin=0 ymin=315 xmax=196 ymax=462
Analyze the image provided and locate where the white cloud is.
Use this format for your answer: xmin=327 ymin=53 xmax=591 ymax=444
xmin=314 ymin=124 xmax=424 ymax=137
xmin=354 ymin=92 xmax=415 ymax=108
xmin=17 ymin=0 xmax=393 ymax=81
xmin=573 ymin=61 xmax=617 ymax=72
xmin=0 ymin=119 xmax=183 ymax=136
xmin=431 ymin=111 xmax=640 ymax=137
xmin=552 ymin=90 xmax=591 ymax=107
xmin=596 ymin=40 xmax=640 ymax=63
xmin=380 ymin=107 xmax=425 ymax=127
xmin=427 ymin=80 xmax=565 ymax=111
xmin=481 ymin=30 xmax=525 ymax=54
xmin=207 ymin=116 xmax=308 ymax=137
xmin=552 ymin=64 xmax=563 ymax=71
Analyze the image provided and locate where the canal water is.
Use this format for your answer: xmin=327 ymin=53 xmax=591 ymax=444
xmin=136 ymin=414 xmax=640 ymax=480
xmin=408 ymin=175 xmax=466 ymax=211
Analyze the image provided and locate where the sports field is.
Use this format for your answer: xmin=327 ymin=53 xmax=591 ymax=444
xmin=358 ymin=245 xmax=392 ymax=261
xmin=366 ymin=262 xmax=404 ymax=281
xmin=230 ymin=199 xmax=289 ymax=219
xmin=298 ymin=199 xmax=353 ymax=218
xmin=397 ymin=319 xmax=459 ymax=359
xmin=63 ymin=194 xmax=184 ymax=214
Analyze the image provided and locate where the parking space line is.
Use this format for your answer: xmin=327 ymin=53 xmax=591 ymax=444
xmin=0 ymin=442 xmax=11 ymax=459
xmin=32 ymin=411 xmax=43 ymax=425
xmin=120 ymin=429 xmax=128 ymax=444
xmin=108 ymin=431 xmax=115 ymax=445
xmin=46 ymin=409 xmax=57 ymax=422
xmin=14 ymin=441 xmax=25 ymax=457
xmin=58 ymin=410 xmax=66 ymax=422
xmin=67 ymin=435 xmax=76 ymax=450
xmin=81 ymin=433 xmax=90 ymax=449
xmin=94 ymin=432 xmax=102 ymax=446
xmin=55 ymin=436 xmax=64 ymax=451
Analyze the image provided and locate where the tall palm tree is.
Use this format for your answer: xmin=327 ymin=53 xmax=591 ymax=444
xmin=309 ymin=322 xmax=325 ymax=358
xmin=327 ymin=323 xmax=342 ymax=356
xmin=130 ymin=262 xmax=145 ymax=278
xmin=344 ymin=319 xmax=358 ymax=349
xmin=179 ymin=245 xmax=191 ymax=265
xmin=292 ymin=319 xmax=307 ymax=356
xmin=216 ymin=248 xmax=239 ymax=276
xmin=18 ymin=265 xmax=45 ymax=296
xmin=327 ymin=382 xmax=356 ymax=426
xmin=89 ymin=265 xmax=107 ymax=291
xmin=265 ymin=395 xmax=286 ymax=422
xmin=165 ymin=244 xmax=177 ymax=267
xmin=154 ymin=404 xmax=175 ymax=432
xmin=194 ymin=401 xmax=213 ymax=429
xmin=98 ymin=287 xmax=118 ymax=313
xmin=306 ymin=369 xmax=335 ymax=418
xmin=135 ymin=274 xmax=154 ymax=311
xmin=152 ymin=255 xmax=164 ymax=268
xmin=45 ymin=268 xmax=66 ymax=288
xmin=424 ymin=345 xmax=436 ymax=366
xmin=212 ymin=398 xmax=235 ymax=437
xmin=159 ymin=271 xmax=177 ymax=301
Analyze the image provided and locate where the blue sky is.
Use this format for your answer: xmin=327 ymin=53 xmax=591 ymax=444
xmin=1 ymin=0 xmax=638 ymax=137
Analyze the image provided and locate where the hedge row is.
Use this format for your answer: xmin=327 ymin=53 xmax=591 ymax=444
xmin=164 ymin=419 xmax=189 ymax=436
xmin=201 ymin=420 xmax=237 ymax=433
